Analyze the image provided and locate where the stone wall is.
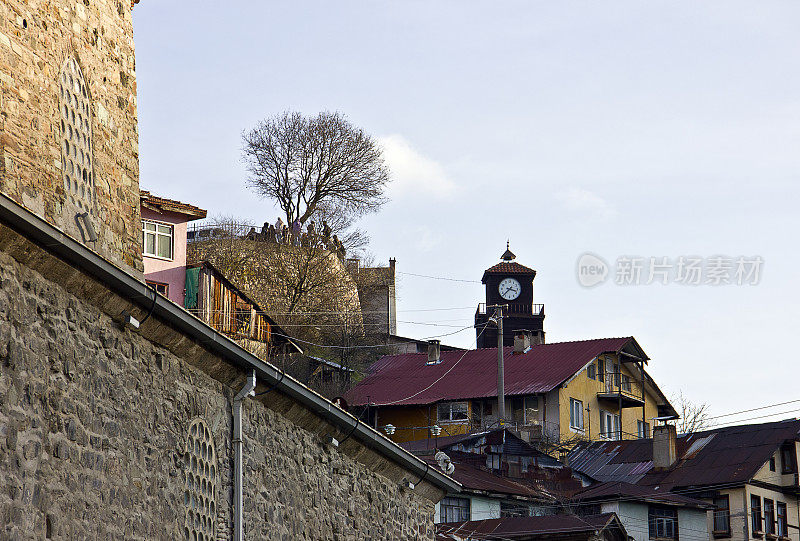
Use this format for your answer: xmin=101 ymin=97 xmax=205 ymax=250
xmin=0 ymin=0 xmax=141 ymax=272
xmin=0 ymin=248 xmax=438 ymax=540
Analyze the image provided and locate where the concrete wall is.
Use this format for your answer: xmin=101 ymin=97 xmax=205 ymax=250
xmin=142 ymin=207 xmax=189 ymax=305
xmin=600 ymin=501 xmax=709 ymax=541
xmin=433 ymin=495 xmax=501 ymax=524
xmin=0 ymin=0 xmax=141 ymax=272
xmin=0 ymin=247 xmax=440 ymax=540
xmin=744 ymin=484 xmax=799 ymax=541
xmin=469 ymin=496 xmax=501 ymax=521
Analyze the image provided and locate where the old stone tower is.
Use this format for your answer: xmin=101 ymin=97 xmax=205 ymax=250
xmin=0 ymin=0 xmax=141 ymax=271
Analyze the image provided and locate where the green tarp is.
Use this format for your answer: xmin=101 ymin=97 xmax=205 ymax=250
xmin=185 ymin=267 xmax=200 ymax=309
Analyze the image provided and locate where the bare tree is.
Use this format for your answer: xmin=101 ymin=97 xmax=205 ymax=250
xmin=187 ymin=217 xmax=392 ymax=397
xmin=672 ymin=391 xmax=710 ymax=434
xmin=242 ymin=111 xmax=391 ymax=229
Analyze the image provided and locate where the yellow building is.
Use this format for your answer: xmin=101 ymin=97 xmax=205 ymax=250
xmin=346 ymin=334 xmax=677 ymax=445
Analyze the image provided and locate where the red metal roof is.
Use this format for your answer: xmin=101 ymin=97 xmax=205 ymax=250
xmin=346 ymin=337 xmax=633 ymax=406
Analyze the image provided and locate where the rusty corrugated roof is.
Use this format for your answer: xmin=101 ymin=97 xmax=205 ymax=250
xmin=574 ymin=481 xmax=712 ymax=509
xmin=346 ymin=337 xmax=633 ymax=406
xmin=437 ymin=513 xmax=623 ymax=540
xmin=140 ymin=190 xmax=207 ymax=220
xmin=568 ymin=419 xmax=800 ymax=491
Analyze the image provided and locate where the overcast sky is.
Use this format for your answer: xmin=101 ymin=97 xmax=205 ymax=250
xmin=133 ymin=2 xmax=800 ymax=423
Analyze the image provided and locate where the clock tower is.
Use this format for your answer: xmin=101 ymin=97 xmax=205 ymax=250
xmin=475 ymin=244 xmax=545 ymax=348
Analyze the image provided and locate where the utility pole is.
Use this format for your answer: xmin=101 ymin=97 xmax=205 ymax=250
xmin=488 ymin=304 xmax=506 ymax=424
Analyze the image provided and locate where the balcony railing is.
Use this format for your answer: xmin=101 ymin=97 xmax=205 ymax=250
xmin=476 ymin=303 xmax=545 ymax=317
xmin=598 ymin=372 xmax=645 ymax=407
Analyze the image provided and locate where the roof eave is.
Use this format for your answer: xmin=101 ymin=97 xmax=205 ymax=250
xmin=0 ymin=193 xmax=459 ymax=494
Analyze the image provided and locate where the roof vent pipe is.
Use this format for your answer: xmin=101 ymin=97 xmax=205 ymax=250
xmin=427 ymin=340 xmax=441 ymax=365
xmin=653 ymin=424 xmax=678 ymax=469
xmin=513 ymin=330 xmax=532 ymax=354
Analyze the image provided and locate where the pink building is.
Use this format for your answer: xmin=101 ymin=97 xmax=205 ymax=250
xmin=140 ymin=190 xmax=206 ymax=305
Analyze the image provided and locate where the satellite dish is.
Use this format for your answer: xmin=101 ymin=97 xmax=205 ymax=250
xmin=435 ymin=451 xmax=455 ymax=475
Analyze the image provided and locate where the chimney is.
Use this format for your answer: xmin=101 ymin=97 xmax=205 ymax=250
xmin=427 ymin=340 xmax=441 ymax=365
xmin=652 ymin=424 xmax=678 ymax=469
xmin=513 ymin=330 xmax=532 ymax=354
xmin=346 ymin=258 xmax=360 ymax=274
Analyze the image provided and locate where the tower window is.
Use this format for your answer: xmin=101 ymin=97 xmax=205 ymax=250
xmin=59 ymin=57 xmax=95 ymax=213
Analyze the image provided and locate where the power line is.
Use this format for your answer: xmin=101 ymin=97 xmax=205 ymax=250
xmin=377 ymin=318 xmax=495 ymax=406
xmin=397 ymin=271 xmax=481 ymax=284
xmin=708 ymin=407 xmax=800 ymax=428
xmin=705 ymin=398 xmax=800 ymax=421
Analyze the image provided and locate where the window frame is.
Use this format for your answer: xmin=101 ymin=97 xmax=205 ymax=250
xmin=440 ymin=496 xmax=470 ymax=523
xmin=569 ymin=398 xmax=584 ymax=432
xmin=780 ymin=444 xmax=797 ymax=474
xmin=638 ymin=419 xmax=651 ymax=439
xmin=764 ymin=498 xmax=775 ymax=536
xmin=776 ymin=502 xmax=787 ymax=538
xmin=146 ymin=280 xmax=169 ymax=297
xmin=600 ymin=410 xmax=620 ymax=440
xmin=648 ymin=505 xmax=678 ymax=541
xmin=437 ymin=401 xmax=469 ymax=423
xmin=752 ymin=495 xmax=763 ymax=534
xmin=141 ymin=219 xmax=175 ymax=261
xmin=713 ymin=495 xmax=731 ymax=537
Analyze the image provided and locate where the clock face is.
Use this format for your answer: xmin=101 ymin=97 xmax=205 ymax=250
xmin=498 ymin=278 xmax=521 ymax=301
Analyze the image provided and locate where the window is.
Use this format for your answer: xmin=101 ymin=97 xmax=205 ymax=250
xmin=184 ymin=418 xmax=218 ymax=541
xmin=780 ymin=444 xmax=797 ymax=474
xmin=437 ymin=402 xmax=468 ymax=423
xmin=777 ymin=502 xmax=787 ymax=538
xmin=142 ymin=220 xmax=174 ymax=260
xmin=569 ymin=398 xmax=584 ymax=431
xmin=638 ymin=420 xmax=651 ymax=439
xmin=713 ymin=495 xmax=730 ymax=535
xmin=440 ymin=497 xmax=470 ymax=523
xmin=649 ymin=506 xmax=678 ymax=540
xmin=146 ymin=280 xmax=169 ymax=296
xmin=597 ymin=359 xmax=605 ymax=382
xmin=764 ymin=499 xmax=775 ymax=536
xmin=600 ymin=410 xmax=620 ymax=440
xmin=501 ymin=501 xmax=529 ymax=517
xmin=512 ymin=395 xmax=539 ymax=425
xmin=752 ymin=495 xmax=763 ymax=533
xmin=59 ymin=56 xmax=96 ymax=213
xmin=770 ymin=457 xmax=776 ymax=472
xmin=587 ymin=364 xmax=596 ymax=379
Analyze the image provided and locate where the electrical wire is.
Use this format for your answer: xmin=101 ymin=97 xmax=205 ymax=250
xmin=705 ymin=398 xmax=800 ymax=421
xmin=376 ymin=318 xmax=495 ymax=406
xmin=396 ymin=271 xmax=482 ymax=284
xmin=707 ymin=407 xmax=800 ymax=428
xmin=240 ymin=306 xmax=476 ymax=315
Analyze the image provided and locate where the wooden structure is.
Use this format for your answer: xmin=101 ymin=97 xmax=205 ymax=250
xmin=185 ymin=261 xmax=300 ymax=357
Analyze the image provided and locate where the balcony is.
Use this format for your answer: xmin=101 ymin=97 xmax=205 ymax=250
xmin=597 ymin=372 xmax=645 ymax=408
xmin=476 ymin=303 xmax=545 ymax=317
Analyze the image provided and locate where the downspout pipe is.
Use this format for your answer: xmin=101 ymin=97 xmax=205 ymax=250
xmin=234 ymin=370 xmax=256 ymax=541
